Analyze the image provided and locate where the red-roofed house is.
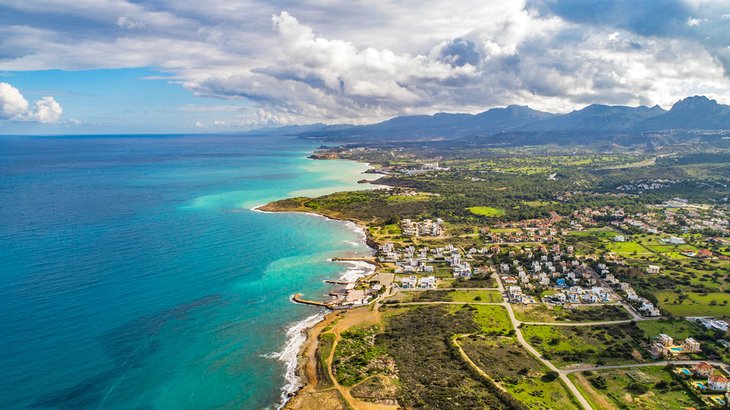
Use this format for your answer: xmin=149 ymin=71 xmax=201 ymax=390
xmin=692 ymin=362 xmax=714 ymax=377
xmin=708 ymin=374 xmax=729 ymax=391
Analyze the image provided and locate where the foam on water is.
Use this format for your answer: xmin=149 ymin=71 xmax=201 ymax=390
xmin=0 ymin=134 xmax=379 ymax=410
xmin=269 ymin=312 xmax=326 ymax=408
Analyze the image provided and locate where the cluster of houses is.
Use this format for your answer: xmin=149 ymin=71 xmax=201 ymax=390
xmin=328 ymin=281 xmax=384 ymax=307
xmin=494 ymin=247 xmax=623 ymax=305
xmin=399 ymin=275 xmax=437 ymax=289
xmin=382 ymin=242 xmax=473 ymax=278
xmin=401 ymin=162 xmax=450 ymax=175
xmin=678 ymin=362 xmax=730 ymax=392
xmin=615 ymin=280 xmax=661 ymax=316
xmin=604 ymin=203 xmax=730 ymax=238
xmin=649 ymin=333 xmax=702 ymax=358
xmin=485 ymin=212 xmax=569 ymax=244
xmin=506 ymin=285 xmax=536 ymax=304
xmin=697 ymin=317 xmax=730 ymax=333
xmin=400 ymin=218 xmax=444 ymax=237
xmin=615 ymin=179 xmax=676 ymax=193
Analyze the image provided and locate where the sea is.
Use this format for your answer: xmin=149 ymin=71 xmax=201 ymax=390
xmin=0 ymin=134 xmax=378 ymax=409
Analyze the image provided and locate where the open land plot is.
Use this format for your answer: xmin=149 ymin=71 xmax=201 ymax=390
xmin=513 ymin=304 xmax=632 ymax=323
xmin=444 ymin=304 xmax=513 ymax=336
xmin=461 ymin=335 xmax=581 ymax=409
xmin=636 ymin=319 xmax=704 ymax=340
xmin=570 ymin=367 xmax=702 ymax=410
xmin=606 ymin=241 xmax=654 ymax=257
xmin=378 ymin=305 xmax=517 ymax=409
xmin=450 ymin=276 xmax=498 ymax=288
xmin=446 ymin=289 xmax=503 ymax=303
xmin=521 ymin=324 xmax=648 ymax=367
xmin=331 ymin=325 xmax=393 ymax=387
xmin=569 ymin=228 xmax=618 ymax=239
xmin=467 ymin=206 xmax=506 ymax=217
xmin=655 ymin=291 xmax=730 ymax=317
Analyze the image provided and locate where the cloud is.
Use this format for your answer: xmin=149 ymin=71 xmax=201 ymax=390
xmin=0 ymin=1 xmax=728 ymax=126
xmin=31 ymin=96 xmax=63 ymax=122
xmin=686 ymin=17 xmax=703 ymax=27
xmin=0 ymin=82 xmax=63 ymax=122
xmin=0 ymin=82 xmax=29 ymax=119
xmin=528 ymin=0 xmax=730 ymax=74
xmin=432 ymin=38 xmax=481 ymax=67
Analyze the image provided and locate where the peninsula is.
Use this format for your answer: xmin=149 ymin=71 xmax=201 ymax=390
xmin=264 ymin=108 xmax=730 ymax=409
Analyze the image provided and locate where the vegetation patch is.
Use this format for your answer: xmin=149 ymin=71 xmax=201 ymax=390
xmin=571 ymin=367 xmax=702 ymax=410
xmin=466 ymin=305 xmax=513 ymax=335
xmin=378 ymin=305 xmax=519 ymax=409
xmin=349 ymin=374 xmax=399 ymax=403
xmin=331 ymin=326 xmax=394 ymax=387
xmin=446 ymin=289 xmax=503 ymax=303
xmin=461 ymin=336 xmax=581 ymax=409
xmin=636 ymin=319 xmax=703 ymax=340
xmin=655 ymin=291 xmax=730 ymax=317
xmin=467 ymin=206 xmax=506 ymax=217
xmin=521 ymin=324 xmax=647 ymax=366
xmin=317 ymin=333 xmax=336 ymax=387
xmin=514 ymin=304 xmax=631 ymax=323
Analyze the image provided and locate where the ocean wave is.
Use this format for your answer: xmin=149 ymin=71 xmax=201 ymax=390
xmin=334 ymin=260 xmax=376 ymax=282
xmin=268 ymin=312 xmax=326 ymax=409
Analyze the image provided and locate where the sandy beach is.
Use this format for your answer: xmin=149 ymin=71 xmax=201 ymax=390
xmin=254 ymin=199 xmax=382 ymax=409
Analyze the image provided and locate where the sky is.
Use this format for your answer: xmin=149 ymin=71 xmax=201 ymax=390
xmin=0 ymin=0 xmax=729 ymax=134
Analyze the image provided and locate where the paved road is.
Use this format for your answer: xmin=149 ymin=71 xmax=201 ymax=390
xmin=397 ymin=287 xmax=500 ymax=291
xmin=563 ymin=360 xmax=730 ymax=374
xmin=495 ymin=275 xmax=593 ymax=410
xmin=396 ymin=301 xmax=506 ymax=306
xmin=520 ymin=319 xmax=636 ymax=327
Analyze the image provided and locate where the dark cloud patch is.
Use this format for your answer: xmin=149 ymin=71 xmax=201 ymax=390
xmin=528 ymin=0 xmax=691 ymax=37
xmin=435 ymin=38 xmax=481 ymax=67
xmin=529 ymin=0 xmax=730 ymax=74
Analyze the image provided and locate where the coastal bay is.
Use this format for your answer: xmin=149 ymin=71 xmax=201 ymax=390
xmin=0 ymin=134 xmax=380 ymax=409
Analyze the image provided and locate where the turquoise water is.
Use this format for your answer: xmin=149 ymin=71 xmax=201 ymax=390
xmin=0 ymin=134 xmax=377 ymax=409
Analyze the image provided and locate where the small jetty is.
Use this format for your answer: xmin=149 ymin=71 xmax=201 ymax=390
xmin=324 ymin=279 xmax=353 ymax=285
xmin=331 ymin=257 xmax=377 ymax=263
xmin=292 ymin=293 xmax=333 ymax=308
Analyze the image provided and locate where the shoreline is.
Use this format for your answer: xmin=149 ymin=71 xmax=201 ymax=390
xmin=253 ymin=161 xmax=380 ymax=409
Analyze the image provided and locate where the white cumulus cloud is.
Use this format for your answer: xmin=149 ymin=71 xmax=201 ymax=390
xmin=0 ymin=82 xmax=63 ymax=123
xmin=0 ymin=82 xmax=30 ymax=120
xmin=31 ymin=96 xmax=63 ymax=123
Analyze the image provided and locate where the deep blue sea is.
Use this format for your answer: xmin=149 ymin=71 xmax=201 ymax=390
xmin=0 ymin=134 xmax=377 ymax=409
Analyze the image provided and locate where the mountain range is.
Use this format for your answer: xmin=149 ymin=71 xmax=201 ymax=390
xmin=295 ymin=96 xmax=730 ymax=144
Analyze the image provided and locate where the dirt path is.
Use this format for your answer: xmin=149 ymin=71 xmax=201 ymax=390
xmin=496 ymin=275 xmax=593 ymax=410
xmin=452 ymin=335 xmax=510 ymax=394
xmin=572 ymin=373 xmax=615 ymax=410
xmin=519 ymin=319 xmax=636 ymax=327
xmin=301 ymin=311 xmax=342 ymax=391
xmin=324 ymin=307 xmax=397 ymax=410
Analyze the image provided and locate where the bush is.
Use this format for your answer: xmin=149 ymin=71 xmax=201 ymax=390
xmin=541 ymin=371 xmax=559 ymax=382
xmin=627 ymin=382 xmax=648 ymax=394
xmin=589 ymin=375 xmax=608 ymax=389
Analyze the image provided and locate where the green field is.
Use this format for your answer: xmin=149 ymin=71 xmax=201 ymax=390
xmin=636 ymin=319 xmax=703 ymax=340
xmin=606 ymin=241 xmax=654 ymax=256
xmin=522 ymin=324 xmax=646 ymax=366
xmin=446 ymin=289 xmax=503 ymax=303
xmin=467 ymin=206 xmax=506 ymax=217
xmin=569 ymin=228 xmax=617 ymax=239
xmin=462 ymin=336 xmax=581 ymax=409
xmin=570 ymin=367 xmax=702 ymax=410
xmin=514 ymin=304 xmax=632 ymax=323
xmin=655 ymin=291 xmax=730 ymax=317
xmin=452 ymin=304 xmax=512 ymax=335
